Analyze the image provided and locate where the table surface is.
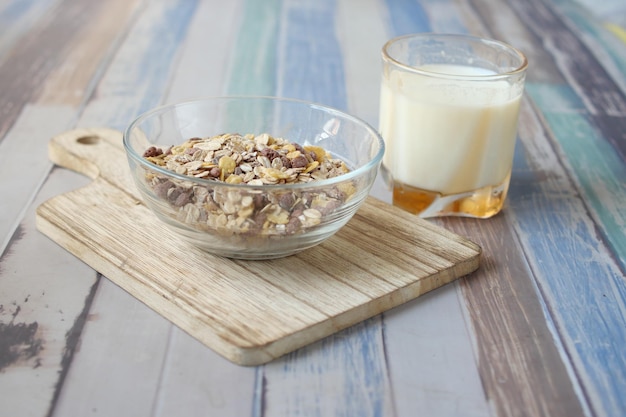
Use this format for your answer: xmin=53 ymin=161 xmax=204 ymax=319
xmin=1 ymin=0 xmax=625 ymax=416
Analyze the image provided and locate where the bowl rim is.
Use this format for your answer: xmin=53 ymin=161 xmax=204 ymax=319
xmin=123 ymin=95 xmax=385 ymax=190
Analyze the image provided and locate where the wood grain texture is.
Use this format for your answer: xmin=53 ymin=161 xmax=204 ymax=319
xmin=1 ymin=0 xmax=625 ymax=415
xmin=37 ymin=0 xmax=141 ymax=106
xmin=36 ymin=128 xmax=481 ymax=365
xmin=0 ymin=0 xmax=108 ymax=140
xmin=0 ymin=165 xmax=98 ymax=417
xmin=510 ymin=0 xmax=626 ymax=158
xmin=505 ymin=1 xmax=626 ymax=415
xmin=0 ymin=0 xmax=140 ymax=254
xmin=443 ymin=214 xmax=588 ymax=417
xmin=50 ymin=2 xmax=255 ymax=415
xmin=243 ymin=1 xmax=403 ymax=414
xmin=381 ymin=1 xmax=600 ymax=416
xmin=510 ymin=96 xmax=626 ymax=416
xmin=339 ymin=1 xmax=493 ymax=415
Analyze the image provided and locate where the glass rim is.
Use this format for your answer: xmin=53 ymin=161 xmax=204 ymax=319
xmin=123 ymin=95 xmax=386 ymax=190
xmin=382 ymin=33 xmax=528 ymax=80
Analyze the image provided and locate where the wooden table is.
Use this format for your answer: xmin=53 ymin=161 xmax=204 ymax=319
xmin=1 ymin=0 xmax=625 ymax=416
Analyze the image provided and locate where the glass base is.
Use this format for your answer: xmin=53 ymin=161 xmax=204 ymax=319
xmin=392 ymin=173 xmax=511 ymax=218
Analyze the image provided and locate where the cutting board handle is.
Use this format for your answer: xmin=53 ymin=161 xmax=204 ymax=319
xmin=49 ymin=128 xmax=136 ymax=193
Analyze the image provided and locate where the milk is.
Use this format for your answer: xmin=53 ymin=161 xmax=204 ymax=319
xmin=379 ymin=64 xmax=522 ymax=196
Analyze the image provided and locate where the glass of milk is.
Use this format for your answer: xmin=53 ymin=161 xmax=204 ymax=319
xmin=379 ymin=34 xmax=527 ymax=218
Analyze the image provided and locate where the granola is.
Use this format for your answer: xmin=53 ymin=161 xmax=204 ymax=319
xmin=141 ymin=133 xmax=356 ymax=238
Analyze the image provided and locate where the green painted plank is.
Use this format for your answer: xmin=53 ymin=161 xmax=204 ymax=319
xmin=226 ymin=0 xmax=281 ymax=96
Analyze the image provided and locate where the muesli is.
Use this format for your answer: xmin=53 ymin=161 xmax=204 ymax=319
xmin=141 ymin=133 xmax=355 ymax=237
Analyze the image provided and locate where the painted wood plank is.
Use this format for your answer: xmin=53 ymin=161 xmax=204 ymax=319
xmin=526 ymin=84 xmax=626 ymax=267
xmin=335 ymin=0 xmax=387 ymax=126
xmin=39 ymin=1 xmax=199 ymax=416
xmin=52 ymin=279 xmax=173 ymax=417
xmin=458 ymin=1 xmax=625 ymax=415
xmin=277 ymin=0 xmax=347 ymax=110
xmin=339 ymin=1 xmax=491 ymax=416
xmin=151 ymin=1 xmax=258 ymax=415
xmin=511 ymin=91 xmax=626 ymax=417
xmin=335 ymin=0 xmax=391 ymax=203
xmin=165 ymin=0 xmax=243 ymax=102
xmin=0 ymin=0 xmax=109 ymax=140
xmin=384 ymin=285 xmax=491 ymax=417
xmin=381 ymin=1 xmax=590 ymax=416
xmin=0 ymin=0 xmax=59 ymax=63
xmin=382 ymin=0 xmax=432 ymax=35
xmin=0 ymin=2 xmax=160 ymax=415
xmin=442 ymin=213 xmax=589 ymax=417
xmin=0 ymin=106 xmax=75 ymax=255
xmin=552 ymin=0 xmax=626 ymax=92
xmin=260 ymin=319 xmax=394 ymax=417
xmin=0 ymin=166 xmax=97 ymax=417
xmin=463 ymin=0 xmax=566 ymax=84
xmin=37 ymin=0 xmax=142 ymax=106
xmin=489 ymin=3 xmax=626 ymax=413
xmin=257 ymin=0 xmax=388 ymax=415
xmin=0 ymin=0 xmax=141 ymax=256
xmin=227 ymin=0 xmax=280 ymax=96
xmin=152 ymin=328 xmax=257 ymax=417
xmin=76 ymin=0 xmax=199 ymax=131
xmin=422 ymin=0 xmax=469 ymax=34
xmin=0 ymin=0 xmax=163 ymax=412
xmin=509 ymin=0 xmax=626 ymax=160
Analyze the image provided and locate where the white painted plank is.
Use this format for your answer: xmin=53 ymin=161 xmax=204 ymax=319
xmin=384 ymin=285 xmax=491 ymax=417
xmin=335 ymin=0 xmax=388 ymax=127
xmin=164 ymin=0 xmax=243 ymax=102
xmin=152 ymin=328 xmax=257 ymax=417
xmin=335 ymin=0 xmax=392 ymax=203
xmin=0 ymin=166 xmax=95 ymax=417
xmin=51 ymin=279 xmax=172 ymax=417
xmin=0 ymin=105 xmax=76 ymax=255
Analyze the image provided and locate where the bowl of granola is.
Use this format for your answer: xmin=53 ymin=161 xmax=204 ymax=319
xmin=123 ymin=96 xmax=385 ymax=259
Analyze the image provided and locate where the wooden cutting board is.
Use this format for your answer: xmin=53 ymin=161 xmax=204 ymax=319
xmin=36 ymin=128 xmax=481 ymax=366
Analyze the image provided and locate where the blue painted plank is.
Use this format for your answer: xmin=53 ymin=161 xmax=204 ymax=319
xmin=526 ymin=83 xmax=626 ymax=269
xmin=88 ymin=0 xmax=199 ymax=130
xmin=509 ymin=101 xmax=626 ymax=415
xmin=421 ymin=0 xmax=469 ymax=34
xmin=258 ymin=320 xmax=390 ymax=417
xmin=384 ymin=0 xmax=431 ymax=37
xmin=278 ymin=0 xmax=347 ymax=110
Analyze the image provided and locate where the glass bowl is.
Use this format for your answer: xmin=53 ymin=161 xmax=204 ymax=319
xmin=123 ymin=96 xmax=385 ymax=259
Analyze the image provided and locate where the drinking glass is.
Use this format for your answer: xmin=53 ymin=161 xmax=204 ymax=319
xmin=379 ymin=33 xmax=527 ymax=218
